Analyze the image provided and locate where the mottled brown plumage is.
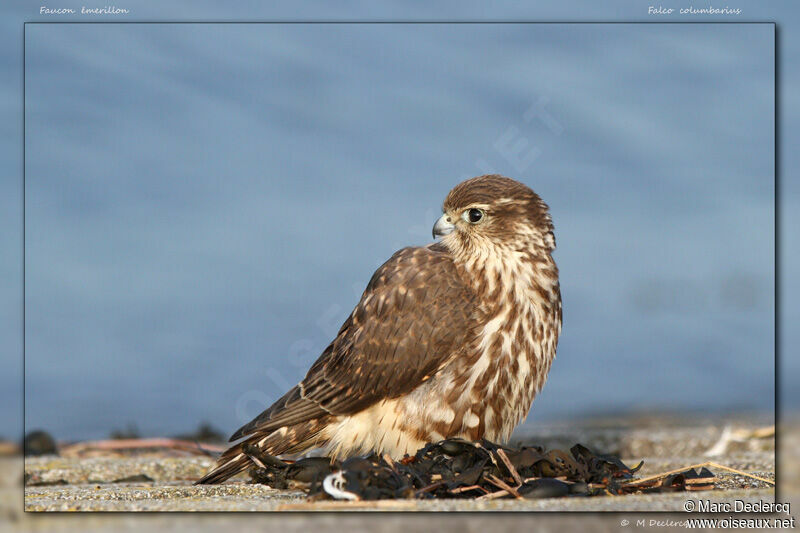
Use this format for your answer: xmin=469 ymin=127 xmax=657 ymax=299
xmin=197 ymin=175 xmax=561 ymax=484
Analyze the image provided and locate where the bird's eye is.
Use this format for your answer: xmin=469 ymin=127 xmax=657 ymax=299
xmin=463 ymin=208 xmax=484 ymax=224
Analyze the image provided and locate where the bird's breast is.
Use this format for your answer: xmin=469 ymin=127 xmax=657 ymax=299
xmin=322 ymin=247 xmax=561 ymax=459
xmin=453 ymin=246 xmax=561 ymax=442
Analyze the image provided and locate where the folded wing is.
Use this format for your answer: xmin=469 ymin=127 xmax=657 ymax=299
xmin=229 ymin=244 xmax=475 ymax=442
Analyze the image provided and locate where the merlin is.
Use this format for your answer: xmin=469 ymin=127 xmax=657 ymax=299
xmin=197 ymin=175 xmax=561 ymax=484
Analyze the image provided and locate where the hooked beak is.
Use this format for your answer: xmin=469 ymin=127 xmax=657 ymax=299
xmin=432 ymin=214 xmax=455 ymax=239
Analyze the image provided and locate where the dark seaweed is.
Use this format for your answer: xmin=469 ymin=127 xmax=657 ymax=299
xmin=246 ymin=438 xmax=712 ymax=501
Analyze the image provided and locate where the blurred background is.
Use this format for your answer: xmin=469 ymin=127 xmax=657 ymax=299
xmin=18 ymin=22 xmax=776 ymax=441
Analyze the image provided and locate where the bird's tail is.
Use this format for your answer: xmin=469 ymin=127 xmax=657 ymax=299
xmin=195 ymin=441 xmax=252 ymax=484
xmin=195 ymin=420 xmax=327 ymax=485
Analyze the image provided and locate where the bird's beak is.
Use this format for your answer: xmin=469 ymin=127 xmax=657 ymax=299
xmin=432 ymin=214 xmax=455 ymax=239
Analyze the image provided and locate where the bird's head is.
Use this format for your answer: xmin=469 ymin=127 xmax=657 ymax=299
xmin=433 ymin=175 xmax=556 ymax=255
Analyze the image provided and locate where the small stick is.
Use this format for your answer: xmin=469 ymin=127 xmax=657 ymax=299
xmin=623 ymin=464 xmax=708 ymax=485
xmin=485 ymin=473 xmax=522 ymax=499
xmin=522 ymin=476 xmax=577 ymax=485
xmin=449 ymin=484 xmax=482 ymax=494
xmin=414 ymin=481 xmax=447 ymax=496
xmin=477 ymin=489 xmax=511 ymax=501
xmin=624 ymin=461 xmax=774 ymax=487
xmin=495 ymin=448 xmax=523 ymax=487
xmin=705 ymin=461 xmax=774 ymax=486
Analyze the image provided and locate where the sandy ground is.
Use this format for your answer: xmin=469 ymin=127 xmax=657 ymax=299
xmin=1 ymin=413 xmax=795 ymax=531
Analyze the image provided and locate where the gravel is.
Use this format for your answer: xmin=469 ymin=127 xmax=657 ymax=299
xmin=13 ymin=414 xmax=778 ymax=513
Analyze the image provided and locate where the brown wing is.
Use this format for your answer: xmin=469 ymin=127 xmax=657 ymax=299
xmin=229 ymin=244 xmax=475 ymax=441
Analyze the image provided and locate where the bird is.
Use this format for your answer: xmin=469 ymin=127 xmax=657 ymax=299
xmin=196 ymin=174 xmax=561 ymax=484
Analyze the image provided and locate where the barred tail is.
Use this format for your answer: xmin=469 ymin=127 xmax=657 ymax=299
xmin=194 ymin=420 xmax=327 ymax=485
xmin=194 ymin=442 xmax=252 ymax=484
